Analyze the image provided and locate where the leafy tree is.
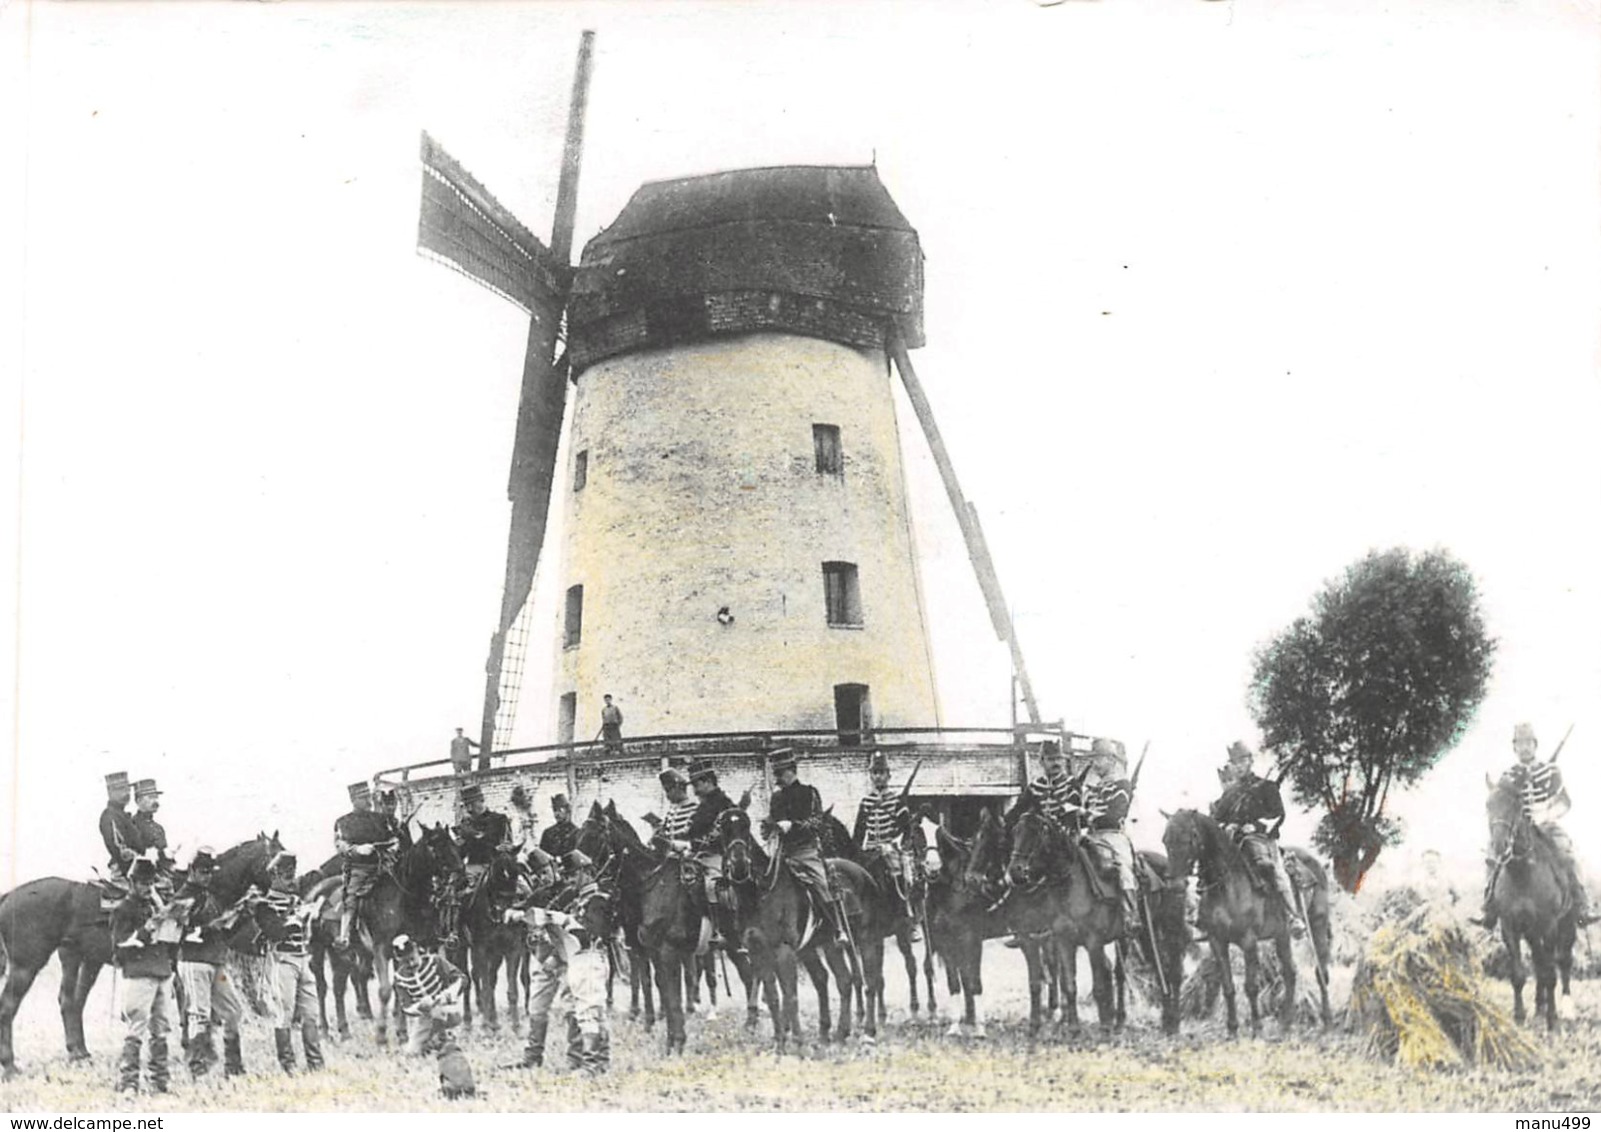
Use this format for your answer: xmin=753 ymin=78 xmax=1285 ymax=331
xmin=1247 ymin=547 xmax=1496 ymax=893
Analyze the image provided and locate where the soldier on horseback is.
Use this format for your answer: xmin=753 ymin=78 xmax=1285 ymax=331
xmin=99 ymin=771 xmax=140 ymax=880
xmin=540 ymin=794 xmax=579 ymax=860
xmin=334 ymin=780 xmax=399 ymax=951
xmin=1080 ymin=738 xmax=1141 ymax=929
xmin=1017 ymin=739 xmax=1077 ymax=826
xmin=376 ymin=786 xmax=416 ymax=850
xmin=1210 ymin=741 xmax=1306 ymax=938
xmin=763 ymin=748 xmax=849 ymax=944
xmin=678 ymin=759 xmax=742 ymax=953
xmin=131 ymin=779 xmax=173 ymax=886
xmin=852 ymin=751 xmax=920 ymax=937
xmin=455 ymin=783 xmax=513 ymax=887
xmin=174 ymin=847 xmax=246 ymax=1080
xmin=1480 ymin=722 xmax=1592 ymax=930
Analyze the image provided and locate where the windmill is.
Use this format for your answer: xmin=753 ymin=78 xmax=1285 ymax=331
xmin=414 ymin=30 xmax=1041 ymax=771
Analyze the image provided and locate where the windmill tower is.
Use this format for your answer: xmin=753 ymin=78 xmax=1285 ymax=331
xmin=550 ymin=167 xmax=940 ymax=741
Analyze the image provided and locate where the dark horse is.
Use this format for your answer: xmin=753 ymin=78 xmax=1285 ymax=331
xmin=463 ymin=848 xmax=531 ymax=1034
xmin=300 ymin=853 xmax=373 ymax=1041
xmin=347 ymin=822 xmax=464 ymax=1046
xmin=1485 ymin=778 xmax=1575 ymax=1029
xmin=923 ymin=810 xmax=1016 ymax=1039
xmin=0 ymin=832 xmax=284 ymax=1078
xmin=1005 ymin=810 xmax=1187 ymax=1034
xmin=1161 ymin=809 xmax=1333 ymax=1036
xmin=817 ymin=810 xmax=937 ymax=1022
xmin=586 ymin=802 xmax=758 ymax=1053
xmin=717 ymin=809 xmax=882 ymax=1053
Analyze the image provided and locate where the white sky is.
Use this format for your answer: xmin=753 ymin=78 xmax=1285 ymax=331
xmin=2 ymin=0 xmax=1598 ymax=892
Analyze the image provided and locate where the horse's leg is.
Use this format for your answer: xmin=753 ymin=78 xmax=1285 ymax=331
xmin=0 ymin=958 xmax=43 ymax=1078
xmin=772 ymin=945 xmax=798 ymax=1054
xmin=1504 ymin=925 xmax=1527 ymax=1024
xmin=1021 ymin=941 xmax=1044 ymax=1036
xmin=68 ymin=957 xmax=103 ymax=1062
xmin=309 ymin=942 xmax=330 ymax=1036
xmin=57 ymin=944 xmax=90 ymax=1060
xmin=373 ymin=943 xmax=393 ymax=1046
xmin=822 ymin=942 xmax=859 ymax=1043
xmin=1533 ymin=934 xmax=1558 ymax=1032
xmin=332 ymin=961 xmax=352 ymax=1040
xmin=633 ymin=946 xmax=656 ymax=1031
xmin=1212 ymin=938 xmax=1238 ymax=1037
xmin=508 ymin=944 xmax=523 ymax=1034
xmin=1088 ymin=944 xmax=1114 ymax=1032
xmin=896 ymin=929 xmax=917 ymax=1018
xmin=658 ymin=950 xmax=686 ymax=1054
xmin=800 ymin=948 xmax=832 ymax=1042
xmin=1242 ymin=934 xmax=1263 ymax=1036
xmin=1274 ymin=931 xmax=1298 ymax=1032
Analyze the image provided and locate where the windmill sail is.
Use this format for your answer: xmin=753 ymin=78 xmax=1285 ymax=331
xmin=416 ymin=130 xmax=573 ymax=753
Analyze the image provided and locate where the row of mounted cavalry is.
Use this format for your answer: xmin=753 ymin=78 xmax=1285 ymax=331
xmin=0 ymin=734 xmax=1581 ymax=1084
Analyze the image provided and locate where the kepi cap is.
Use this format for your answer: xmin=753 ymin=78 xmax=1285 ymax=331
xmin=768 ymin=747 xmax=798 ymax=772
xmin=687 ymin=759 xmax=717 ymax=784
xmin=133 ymin=778 xmax=162 ymax=800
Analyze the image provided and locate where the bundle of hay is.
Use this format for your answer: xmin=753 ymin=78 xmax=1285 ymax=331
xmin=1177 ymin=945 xmax=1324 ymax=1025
xmin=1349 ymin=903 xmax=1540 ymax=1071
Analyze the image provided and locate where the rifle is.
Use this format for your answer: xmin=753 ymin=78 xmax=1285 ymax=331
xmin=1549 ymin=723 xmax=1576 ymax=764
xmin=1127 ymin=741 xmax=1152 ymax=799
xmin=897 ymin=759 xmax=925 ymax=805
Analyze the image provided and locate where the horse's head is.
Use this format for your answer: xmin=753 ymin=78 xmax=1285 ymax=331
xmin=214 ymin=831 xmax=286 ymax=902
xmin=1161 ymin=809 xmax=1204 ymax=886
xmin=576 ymin=803 xmax=612 ymax=866
xmin=1486 ymin=775 xmax=1528 ymax=860
xmin=415 ymin=822 xmax=465 ymax=883
xmin=717 ymin=807 xmax=754 ymax=883
xmin=1007 ymin=810 xmax=1062 ymax=887
xmin=966 ymin=808 xmax=1007 ymax=889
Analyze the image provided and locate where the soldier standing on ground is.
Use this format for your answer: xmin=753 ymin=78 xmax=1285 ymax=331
xmin=111 ymin=853 xmax=178 ymax=1094
xmin=175 ymin=847 xmax=246 ymax=1079
xmin=254 ymin=853 xmax=324 ymax=1075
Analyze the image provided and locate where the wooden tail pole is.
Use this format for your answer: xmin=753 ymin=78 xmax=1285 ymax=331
xmin=888 ymin=330 xmax=1041 ymax=725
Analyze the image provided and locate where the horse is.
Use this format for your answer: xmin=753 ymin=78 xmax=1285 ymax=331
xmin=1005 ymin=809 xmax=1185 ymax=1034
xmin=817 ymin=809 xmax=937 ymax=1023
xmin=299 ymin=854 xmax=374 ymax=1041
xmin=0 ymin=831 xmax=284 ymax=1078
xmin=1485 ymin=777 xmax=1574 ymax=1029
xmin=586 ymin=802 xmax=758 ymax=1053
xmin=716 ymin=808 xmax=882 ymax=1053
xmin=922 ymin=810 xmax=1013 ymax=1039
xmin=350 ymin=822 xmax=464 ymax=1046
xmin=1161 ymin=809 xmax=1332 ymax=1036
xmin=462 ymin=848 xmax=531 ymax=1034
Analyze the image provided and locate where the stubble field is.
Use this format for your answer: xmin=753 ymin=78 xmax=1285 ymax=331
xmin=4 ymin=938 xmax=1601 ymax=1113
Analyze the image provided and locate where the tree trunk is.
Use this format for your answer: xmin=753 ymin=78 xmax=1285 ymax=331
xmin=1332 ymin=842 xmax=1384 ymax=894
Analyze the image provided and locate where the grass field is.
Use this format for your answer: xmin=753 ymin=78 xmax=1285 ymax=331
xmin=4 ymin=938 xmax=1601 ymax=1112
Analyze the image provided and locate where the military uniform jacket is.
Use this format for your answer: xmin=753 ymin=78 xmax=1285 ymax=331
xmin=659 ymin=797 xmax=698 ymax=843
xmin=176 ymin=882 xmax=232 ymax=966
xmin=1210 ymin=772 xmax=1285 ymax=835
xmin=395 ymin=952 xmax=463 ymax=1012
xmin=1500 ymin=761 xmax=1568 ymax=823
xmin=111 ymin=890 xmax=178 ymax=980
xmin=853 ymin=788 xmax=909 ymax=850
xmin=134 ymin=813 xmax=169 ymax=858
xmin=336 ymin=810 xmax=399 ymax=856
xmin=768 ymin=781 xmax=824 ymax=849
xmin=256 ymin=885 xmax=312 ymax=957
xmin=1023 ymin=770 xmax=1081 ymax=827
xmin=1083 ymin=776 xmax=1132 ymax=832
xmin=456 ymin=810 xmax=512 ymax=865
xmin=540 ymin=819 xmax=579 ymax=861
xmin=687 ymin=789 xmax=734 ymax=853
xmin=99 ymin=803 xmax=139 ymax=870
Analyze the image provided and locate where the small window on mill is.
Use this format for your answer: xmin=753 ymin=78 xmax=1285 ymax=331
xmin=813 ymin=424 xmax=842 ymax=476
